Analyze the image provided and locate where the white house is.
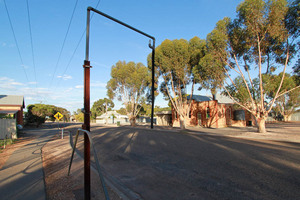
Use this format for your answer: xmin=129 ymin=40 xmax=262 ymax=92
xmin=96 ymin=111 xmax=129 ymax=125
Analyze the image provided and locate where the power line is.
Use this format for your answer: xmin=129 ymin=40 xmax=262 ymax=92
xmin=54 ymin=0 xmax=102 ymax=89
xmin=26 ymin=0 xmax=38 ymax=88
xmin=49 ymin=0 xmax=79 ymax=88
xmin=3 ymin=0 xmax=30 ymax=82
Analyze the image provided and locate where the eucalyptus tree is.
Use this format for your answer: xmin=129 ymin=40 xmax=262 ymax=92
xmin=293 ymin=59 xmax=300 ymax=85
xmin=106 ymin=61 xmax=151 ymax=126
xmin=192 ymin=21 xmax=228 ymax=98
xmin=91 ymin=98 xmax=114 ymax=119
xmin=264 ymin=73 xmax=300 ymax=121
xmin=208 ymin=0 xmax=300 ymax=133
xmin=152 ymin=39 xmax=195 ymax=129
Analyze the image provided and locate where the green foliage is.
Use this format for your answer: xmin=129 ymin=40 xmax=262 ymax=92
xmin=155 ymin=39 xmax=192 ymax=98
xmin=193 ymin=23 xmax=228 ymax=94
xmin=106 ymin=61 xmax=151 ymax=125
xmin=152 ymin=38 xmax=200 ymax=128
xmin=0 ymin=113 xmax=14 ymax=119
xmin=73 ymin=109 xmax=84 ymax=122
xmin=0 ymin=138 xmax=15 ymax=150
xmin=25 ymin=104 xmax=70 ymax=127
xmin=208 ymin=0 xmax=299 ymax=132
xmin=293 ymin=59 xmax=300 ymax=85
xmin=234 ymin=0 xmax=291 ymax=66
xmin=285 ymin=0 xmax=300 ymax=39
xmin=91 ymin=98 xmax=114 ymax=119
xmin=223 ymin=76 xmax=259 ymax=104
xmin=116 ymin=107 xmax=127 ymax=115
xmin=155 ymin=106 xmax=171 ymax=112
xmin=264 ymin=73 xmax=300 ymax=119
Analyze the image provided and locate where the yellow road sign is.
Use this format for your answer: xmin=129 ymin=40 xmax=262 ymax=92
xmin=54 ymin=112 xmax=63 ymax=120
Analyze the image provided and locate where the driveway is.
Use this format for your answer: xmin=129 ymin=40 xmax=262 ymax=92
xmin=68 ymin=123 xmax=300 ymax=200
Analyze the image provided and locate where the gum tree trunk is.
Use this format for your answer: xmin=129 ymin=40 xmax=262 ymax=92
xmin=179 ymin=115 xmax=186 ymax=130
xmin=130 ymin=117 xmax=136 ymax=127
xmin=256 ymin=118 xmax=266 ymax=133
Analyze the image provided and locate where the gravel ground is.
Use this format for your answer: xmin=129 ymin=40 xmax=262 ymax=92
xmin=2 ymin=122 xmax=299 ymax=200
xmin=66 ymin=122 xmax=300 ymax=200
xmin=42 ymin=134 xmax=121 ymax=200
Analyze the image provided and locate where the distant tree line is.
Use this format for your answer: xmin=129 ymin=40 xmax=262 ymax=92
xmin=25 ymin=104 xmax=70 ymax=127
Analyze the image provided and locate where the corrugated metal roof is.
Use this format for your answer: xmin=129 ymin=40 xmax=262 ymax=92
xmin=0 ymin=95 xmax=25 ymax=108
xmin=187 ymin=94 xmax=234 ymax=104
xmin=187 ymin=95 xmax=212 ymax=102
xmin=215 ymin=93 xmax=234 ymax=104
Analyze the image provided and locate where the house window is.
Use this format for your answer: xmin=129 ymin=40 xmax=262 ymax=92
xmin=189 ymin=111 xmax=191 ymax=118
xmin=197 ymin=112 xmax=202 ymax=126
xmin=227 ymin=107 xmax=232 ymax=119
xmin=206 ymin=107 xmax=210 ymax=119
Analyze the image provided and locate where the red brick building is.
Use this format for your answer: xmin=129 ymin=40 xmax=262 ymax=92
xmin=172 ymin=94 xmax=252 ymax=128
xmin=0 ymin=95 xmax=25 ymax=125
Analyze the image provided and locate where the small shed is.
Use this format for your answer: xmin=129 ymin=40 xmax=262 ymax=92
xmin=289 ymin=110 xmax=300 ymax=121
xmin=155 ymin=111 xmax=172 ymax=126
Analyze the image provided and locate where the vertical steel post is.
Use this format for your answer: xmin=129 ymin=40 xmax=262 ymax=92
xmin=83 ymin=8 xmax=91 ymax=200
xmin=150 ymin=39 xmax=155 ymax=129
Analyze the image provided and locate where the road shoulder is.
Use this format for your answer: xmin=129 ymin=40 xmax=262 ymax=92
xmin=42 ymin=134 xmax=121 ymax=200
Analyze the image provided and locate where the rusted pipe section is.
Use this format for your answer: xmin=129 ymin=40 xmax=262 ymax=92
xmin=83 ymin=7 xmax=92 ymax=200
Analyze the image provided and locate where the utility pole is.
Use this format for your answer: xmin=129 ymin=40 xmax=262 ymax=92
xmin=82 ymin=8 xmax=91 ymax=200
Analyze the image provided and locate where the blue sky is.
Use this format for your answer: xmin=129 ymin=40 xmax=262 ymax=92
xmin=0 ymin=0 xmax=244 ymax=113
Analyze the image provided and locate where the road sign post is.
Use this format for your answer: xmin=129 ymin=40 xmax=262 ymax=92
xmin=54 ymin=112 xmax=64 ymax=136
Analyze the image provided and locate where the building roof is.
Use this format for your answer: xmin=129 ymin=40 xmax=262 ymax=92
xmin=214 ymin=93 xmax=234 ymax=104
xmin=187 ymin=94 xmax=234 ymax=104
xmin=155 ymin=111 xmax=172 ymax=115
xmin=0 ymin=95 xmax=25 ymax=108
xmin=187 ymin=95 xmax=212 ymax=102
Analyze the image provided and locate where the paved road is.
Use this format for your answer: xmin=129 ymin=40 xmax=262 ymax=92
xmin=0 ymin=128 xmax=56 ymax=200
xmin=71 ymin=125 xmax=300 ymax=200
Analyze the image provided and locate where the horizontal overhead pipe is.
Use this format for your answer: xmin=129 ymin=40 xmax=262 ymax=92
xmin=88 ymin=7 xmax=155 ymax=41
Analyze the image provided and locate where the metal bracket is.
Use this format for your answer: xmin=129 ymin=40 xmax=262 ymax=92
xmin=83 ymin=60 xmax=92 ymax=68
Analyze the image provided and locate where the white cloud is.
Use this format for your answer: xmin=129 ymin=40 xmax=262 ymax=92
xmin=91 ymin=81 xmax=106 ymax=88
xmin=75 ymin=81 xmax=106 ymax=89
xmin=57 ymin=74 xmax=72 ymax=80
xmin=27 ymin=82 xmax=37 ymax=85
xmin=92 ymin=61 xmax=110 ymax=69
xmin=0 ymin=77 xmax=24 ymax=90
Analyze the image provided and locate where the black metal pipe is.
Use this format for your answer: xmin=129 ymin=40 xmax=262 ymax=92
xmin=85 ymin=9 xmax=91 ymax=61
xmin=150 ymin=40 xmax=155 ymax=129
xmin=88 ymin=7 xmax=155 ymax=41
